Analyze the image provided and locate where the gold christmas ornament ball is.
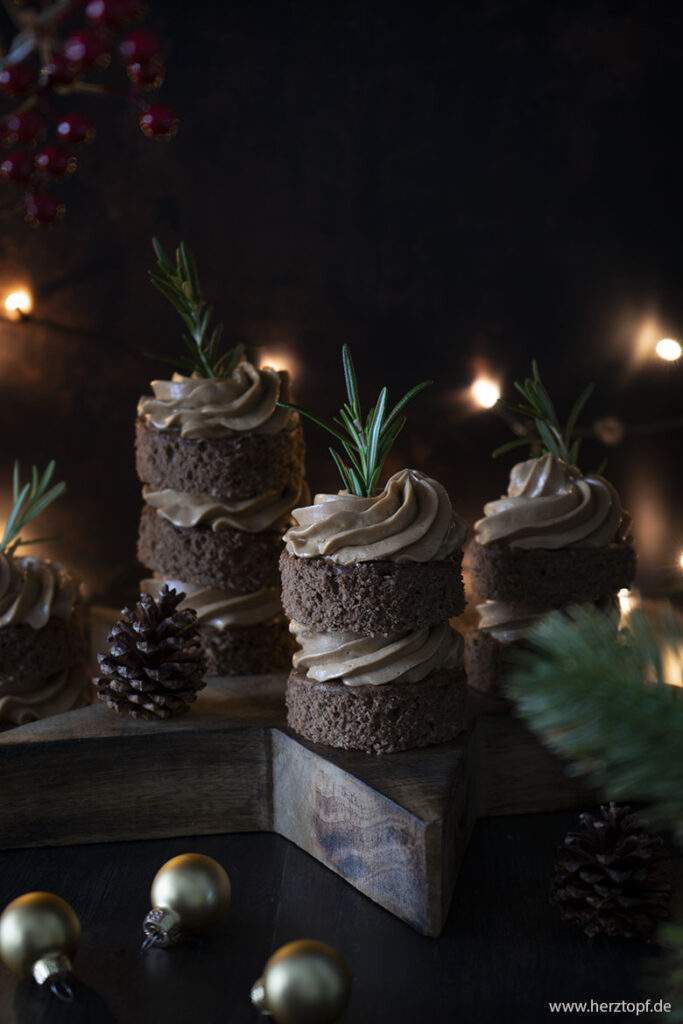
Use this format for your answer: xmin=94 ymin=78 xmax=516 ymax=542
xmin=143 ymin=854 xmax=231 ymax=947
xmin=251 ymin=939 xmax=352 ymax=1024
xmin=0 ymin=892 xmax=81 ymax=979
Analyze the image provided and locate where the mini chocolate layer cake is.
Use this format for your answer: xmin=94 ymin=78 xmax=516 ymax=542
xmin=135 ymin=419 xmax=305 ymax=499
xmin=280 ymin=549 xmax=465 ymax=636
xmin=467 ymin=540 xmax=636 ymax=607
xmin=138 ymin=505 xmax=282 ymax=591
xmin=286 ymin=666 xmax=467 ymax=754
xmin=201 ymin=619 xmax=294 ymax=676
xmin=0 ymin=610 xmax=88 ymax=691
xmin=464 ymin=628 xmax=517 ymax=697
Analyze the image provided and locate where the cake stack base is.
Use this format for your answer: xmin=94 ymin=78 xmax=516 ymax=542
xmin=0 ymin=631 xmax=590 ymax=937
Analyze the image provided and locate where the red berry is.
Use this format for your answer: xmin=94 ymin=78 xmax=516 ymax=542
xmin=127 ymin=56 xmax=164 ymax=89
xmin=4 ymin=109 xmax=45 ymax=143
xmin=86 ymin=0 xmax=129 ymax=26
xmin=35 ymin=144 xmax=74 ymax=177
xmin=63 ymin=29 xmax=107 ymax=67
xmin=25 ymin=190 xmax=65 ymax=226
xmin=1 ymin=150 xmax=33 ymax=183
xmin=119 ymin=30 xmax=162 ymax=65
xmin=57 ymin=112 xmax=95 ymax=144
xmin=139 ymin=103 xmax=178 ymax=138
xmin=0 ymin=62 xmax=38 ymax=97
xmin=44 ymin=53 xmax=80 ymax=87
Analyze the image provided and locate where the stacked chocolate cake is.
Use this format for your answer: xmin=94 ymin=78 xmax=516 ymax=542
xmin=0 ymin=553 xmax=91 ymax=728
xmin=281 ymin=468 xmax=469 ymax=753
xmin=465 ymin=453 xmax=636 ymax=695
xmin=136 ymin=361 xmax=307 ymax=675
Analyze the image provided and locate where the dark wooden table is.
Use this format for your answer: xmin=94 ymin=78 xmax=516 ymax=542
xmin=0 ymin=812 xmax=652 ymax=1023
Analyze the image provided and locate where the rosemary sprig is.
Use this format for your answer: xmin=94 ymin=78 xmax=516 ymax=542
xmin=493 ymin=360 xmax=595 ymax=465
xmin=0 ymin=461 xmax=65 ymax=557
xmin=149 ymin=238 xmax=244 ymax=379
xmin=279 ymin=345 xmax=432 ymax=497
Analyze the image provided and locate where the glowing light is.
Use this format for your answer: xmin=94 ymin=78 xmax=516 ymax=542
xmin=471 ymin=377 xmax=500 ymax=409
xmin=662 ymin=647 xmax=683 ymax=688
xmin=258 ymin=351 xmax=296 ymax=376
xmin=3 ymin=288 xmax=32 ymax=320
xmin=655 ymin=338 xmax=682 ymax=362
xmin=618 ymin=588 xmax=636 ymax=615
xmin=679 ymin=551 xmax=683 ymax=570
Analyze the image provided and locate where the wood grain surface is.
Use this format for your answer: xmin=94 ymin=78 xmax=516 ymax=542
xmin=0 ymin=663 xmax=589 ymax=936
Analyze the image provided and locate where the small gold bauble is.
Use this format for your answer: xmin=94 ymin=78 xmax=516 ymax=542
xmin=251 ymin=939 xmax=352 ymax=1024
xmin=143 ymin=853 xmax=231 ymax=948
xmin=0 ymin=892 xmax=81 ymax=980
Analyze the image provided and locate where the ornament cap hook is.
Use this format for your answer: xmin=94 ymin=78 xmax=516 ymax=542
xmin=250 ymin=977 xmax=271 ymax=1013
xmin=142 ymin=907 xmax=182 ymax=950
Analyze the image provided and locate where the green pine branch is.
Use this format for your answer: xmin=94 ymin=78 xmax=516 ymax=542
xmin=278 ymin=344 xmax=432 ymax=497
xmin=0 ymin=461 xmax=65 ymax=557
xmin=149 ymin=238 xmax=244 ymax=379
xmin=493 ymin=360 xmax=595 ymax=465
xmin=508 ymin=603 xmax=683 ymax=843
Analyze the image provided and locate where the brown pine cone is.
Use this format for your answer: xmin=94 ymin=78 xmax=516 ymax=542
xmin=96 ymin=586 xmax=206 ymax=720
xmin=551 ymin=803 xmax=672 ymax=941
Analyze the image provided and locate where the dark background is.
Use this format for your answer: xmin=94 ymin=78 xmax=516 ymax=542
xmin=0 ymin=0 xmax=681 ymax=601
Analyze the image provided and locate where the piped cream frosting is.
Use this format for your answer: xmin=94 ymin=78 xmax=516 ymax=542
xmin=143 ymin=481 xmax=306 ymax=534
xmin=141 ymin=577 xmax=282 ymax=629
xmin=477 ymin=596 xmax=621 ymax=644
xmin=0 ymin=660 xmax=93 ymax=728
xmin=474 ymin=454 xmax=630 ymax=550
xmin=0 ymin=553 xmax=79 ymax=630
xmin=137 ymin=362 xmax=296 ymax=439
xmin=284 ymin=468 xmax=467 ymax=564
xmin=290 ymin=619 xmax=463 ymax=687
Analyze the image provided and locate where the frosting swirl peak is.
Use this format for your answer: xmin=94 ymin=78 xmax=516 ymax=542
xmin=284 ymin=468 xmax=467 ymax=564
xmin=137 ymin=361 xmax=296 ymax=439
xmin=0 ymin=553 xmax=79 ymax=630
xmin=474 ymin=454 xmax=630 ymax=550
xmin=291 ymin=620 xmax=463 ymax=687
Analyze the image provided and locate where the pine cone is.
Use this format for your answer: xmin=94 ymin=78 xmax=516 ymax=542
xmin=551 ymin=803 xmax=672 ymax=941
xmin=96 ymin=586 xmax=206 ymax=720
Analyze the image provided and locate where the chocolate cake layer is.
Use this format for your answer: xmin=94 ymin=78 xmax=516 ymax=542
xmin=0 ymin=611 xmax=88 ymax=692
xmin=286 ymin=665 xmax=467 ymax=754
xmin=138 ymin=505 xmax=282 ymax=591
xmin=464 ymin=628 xmax=517 ymax=697
xmin=201 ymin=619 xmax=294 ymax=676
xmin=280 ymin=549 xmax=465 ymax=636
xmin=135 ymin=418 xmax=306 ymax=499
xmin=467 ymin=540 xmax=636 ymax=607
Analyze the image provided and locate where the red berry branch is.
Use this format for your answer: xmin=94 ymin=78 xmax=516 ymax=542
xmin=0 ymin=0 xmax=178 ymax=225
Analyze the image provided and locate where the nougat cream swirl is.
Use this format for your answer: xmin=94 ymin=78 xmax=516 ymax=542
xmin=0 ymin=661 xmax=93 ymax=727
xmin=143 ymin=481 xmax=306 ymax=534
xmin=284 ymin=468 xmax=467 ymax=564
xmin=142 ymin=577 xmax=282 ymax=630
xmin=477 ymin=596 xmax=620 ymax=644
xmin=0 ymin=553 xmax=79 ymax=630
xmin=137 ymin=362 xmax=296 ymax=439
xmin=474 ymin=453 xmax=631 ymax=550
xmin=290 ymin=620 xmax=463 ymax=687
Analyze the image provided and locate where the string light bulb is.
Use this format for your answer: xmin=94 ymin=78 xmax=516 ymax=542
xmin=3 ymin=288 xmax=32 ymax=320
xmin=655 ymin=338 xmax=682 ymax=362
xmin=471 ymin=377 xmax=501 ymax=409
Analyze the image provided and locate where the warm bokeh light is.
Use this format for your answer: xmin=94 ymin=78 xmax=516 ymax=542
xmin=3 ymin=288 xmax=33 ymax=320
xmin=471 ymin=377 xmax=501 ymax=409
xmin=617 ymin=587 xmax=637 ymax=616
xmin=655 ymin=337 xmax=682 ymax=362
xmin=679 ymin=551 xmax=683 ymax=570
xmin=661 ymin=647 xmax=683 ymax=688
xmin=258 ymin=350 xmax=296 ymax=377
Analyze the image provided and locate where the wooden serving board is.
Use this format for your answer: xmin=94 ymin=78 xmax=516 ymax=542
xmin=0 ymin=615 xmax=590 ymax=936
